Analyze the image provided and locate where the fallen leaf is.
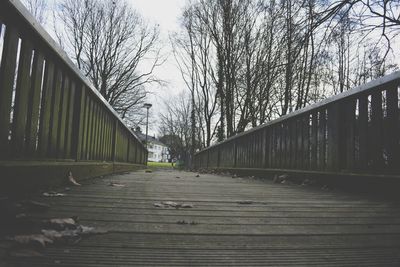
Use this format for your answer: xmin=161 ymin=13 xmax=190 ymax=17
xmin=15 ymin=213 xmax=27 ymax=219
xmin=180 ymin=203 xmax=194 ymax=208
xmin=42 ymin=192 xmax=66 ymax=197
xmin=153 ymin=203 xmax=163 ymax=208
xmin=10 ymin=234 xmax=53 ymax=247
xmin=175 ymin=176 xmax=181 ymax=179
xmin=109 ymin=182 xmax=125 ymax=187
xmin=79 ymin=225 xmax=107 ymax=235
xmin=162 ymin=201 xmax=178 ymax=208
xmin=8 ymin=249 xmax=44 ymax=258
xmin=145 ymin=169 xmax=152 ymax=173
xmin=41 ymin=229 xmax=63 ymax=240
xmin=21 ymin=200 xmax=50 ymax=211
xmin=45 ymin=218 xmax=77 ymax=230
xmin=237 ymin=200 xmax=254 ymax=205
xmin=68 ymin=171 xmax=81 ymax=186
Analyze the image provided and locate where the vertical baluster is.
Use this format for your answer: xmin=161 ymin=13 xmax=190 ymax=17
xmin=310 ymin=111 xmax=318 ymax=169
xmin=37 ymin=60 xmax=54 ymax=157
xmin=57 ymin=76 xmax=69 ymax=158
xmin=25 ymin=51 xmax=44 ymax=156
xmin=64 ymin=81 xmax=75 ymax=159
xmin=0 ymin=27 xmax=19 ymax=159
xmin=370 ymin=90 xmax=383 ymax=170
xmin=49 ymin=68 xmax=62 ymax=157
xmin=358 ymin=95 xmax=368 ymax=170
xmin=11 ymin=39 xmax=33 ymax=157
xmin=386 ymin=84 xmax=399 ymax=172
xmin=318 ymin=109 xmax=326 ymax=170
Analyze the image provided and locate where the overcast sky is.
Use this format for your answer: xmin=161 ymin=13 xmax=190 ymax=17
xmin=127 ymin=0 xmax=187 ymax=136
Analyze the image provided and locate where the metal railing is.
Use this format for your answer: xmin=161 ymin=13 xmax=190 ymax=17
xmin=0 ymin=0 xmax=147 ymax=164
xmin=195 ymin=72 xmax=400 ymax=177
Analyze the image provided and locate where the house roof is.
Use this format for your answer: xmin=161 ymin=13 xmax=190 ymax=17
xmin=134 ymin=131 xmax=168 ymax=147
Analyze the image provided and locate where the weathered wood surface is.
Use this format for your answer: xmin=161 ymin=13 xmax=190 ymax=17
xmin=4 ymin=169 xmax=400 ymax=266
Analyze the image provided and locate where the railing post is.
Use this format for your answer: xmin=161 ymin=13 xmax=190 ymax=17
xmin=386 ymin=84 xmax=399 ymax=172
xmin=233 ymin=141 xmax=237 ymax=168
xmin=111 ymin=119 xmax=117 ymax=162
xmin=73 ymin=85 xmax=86 ymax=161
xmin=0 ymin=26 xmax=19 ymax=159
xmin=327 ymin=103 xmax=346 ymax=171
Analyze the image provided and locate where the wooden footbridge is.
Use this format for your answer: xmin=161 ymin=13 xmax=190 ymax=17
xmin=1 ymin=1 xmax=400 ymax=266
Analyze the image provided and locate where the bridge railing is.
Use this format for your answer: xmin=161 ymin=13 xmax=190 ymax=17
xmin=195 ymin=72 xmax=400 ymax=178
xmin=0 ymin=1 xmax=147 ymax=166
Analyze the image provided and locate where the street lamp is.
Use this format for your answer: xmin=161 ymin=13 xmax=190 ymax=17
xmin=143 ymin=103 xmax=152 ymax=149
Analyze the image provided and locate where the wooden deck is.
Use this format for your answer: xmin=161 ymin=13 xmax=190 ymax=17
xmin=4 ymin=169 xmax=400 ymax=266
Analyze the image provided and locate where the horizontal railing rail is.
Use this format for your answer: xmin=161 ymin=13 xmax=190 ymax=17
xmin=195 ymin=72 xmax=400 ymax=177
xmin=0 ymin=0 xmax=147 ymax=165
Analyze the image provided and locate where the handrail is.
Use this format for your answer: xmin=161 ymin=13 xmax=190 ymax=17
xmin=197 ymin=71 xmax=400 ymax=154
xmin=0 ymin=0 xmax=147 ymax=165
xmin=195 ymin=71 xmax=400 ymax=176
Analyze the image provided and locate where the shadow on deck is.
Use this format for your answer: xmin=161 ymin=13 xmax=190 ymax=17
xmin=2 ymin=169 xmax=400 ymax=266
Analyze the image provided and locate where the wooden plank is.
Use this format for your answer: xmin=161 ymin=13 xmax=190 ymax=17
xmin=25 ymin=50 xmax=44 ymax=156
xmin=65 ymin=80 xmax=75 ymax=159
xmin=111 ymin=119 xmax=117 ymax=162
xmin=81 ymin=89 xmax=89 ymax=160
xmin=302 ymin=115 xmax=310 ymax=170
xmin=370 ymin=90 xmax=383 ymax=170
xmin=263 ymin=129 xmax=269 ymax=168
xmin=0 ymin=26 xmax=19 ymax=158
xmin=358 ymin=95 xmax=369 ymax=170
xmin=48 ymin=68 xmax=62 ymax=157
xmin=317 ymin=109 xmax=326 ymax=170
xmin=6 ymin=169 xmax=400 ymax=266
xmin=87 ymin=100 xmax=95 ymax=160
xmin=327 ymin=104 xmax=341 ymax=171
xmin=290 ymin=120 xmax=297 ymax=169
xmin=91 ymin=104 xmax=99 ymax=160
xmin=385 ymin=84 xmax=399 ymax=171
xmin=297 ymin=118 xmax=304 ymax=169
xmin=57 ymin=76 xmax=69 ymax=158
xmin=345 ymin=99 xmax=356 ymax=170
xmin=99 ymin=110 xmax=105 ymax=161
xmin=37 ymin=60 xmax=55 ymax=157
xmin=310 ymin=112 xmax=318 ymax=169
xmin=10 ymin=38 xmax=33 ymax=156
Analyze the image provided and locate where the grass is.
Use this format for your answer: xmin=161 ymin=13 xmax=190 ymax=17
xmin=147 ymin=161 xmax=174 ymax=168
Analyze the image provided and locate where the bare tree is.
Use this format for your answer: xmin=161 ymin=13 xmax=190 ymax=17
xmin=55 ymin=0 xmax=163 ymax=125
xmin=21 ymin=0 xmax=47 ymax=25
xmin=159 ymin=92 xmax=200 ymax=165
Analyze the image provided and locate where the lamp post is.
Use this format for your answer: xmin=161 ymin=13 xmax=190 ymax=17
xmin=143 ymin=103 xmax=152 ymax=149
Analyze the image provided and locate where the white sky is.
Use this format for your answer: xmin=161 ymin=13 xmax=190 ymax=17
xmin=127 ymin=0 xmax=187 ymax=136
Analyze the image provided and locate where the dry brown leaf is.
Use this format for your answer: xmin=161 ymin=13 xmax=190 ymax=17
xmin=8 ymin=249 xmax=44 ymax=258
xmin=41 ymin=229 xmax=63 ymax=240
xmin=237 ymin=200 xmax=254 ymax=205
xmin=162 ymin=201 xmax=178 ymax=207
xmin=49 ymin=218 xmax=76 ymax=226
xmin=109 ymin=182 xmax=125 ymax=187
xmin=21 ymin=200 xmax=50 ymax=211
xmin=11 ymin=234 xmax=53 ymax=247
xmin=68 ymin=171 xmax=81 ymax=186
xmin=153 ymin=203 xmax=163 ymax=208
xmin=42 ymin=192 xmax=66 ymax=197
xmin=180 ymin=203 xmax=194 ymax=208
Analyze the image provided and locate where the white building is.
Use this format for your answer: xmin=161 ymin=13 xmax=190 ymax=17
xmin=147 ymin=140 xmax=169 ymax=162
xmin=133 ymin=129 xmax=170 ymax=162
